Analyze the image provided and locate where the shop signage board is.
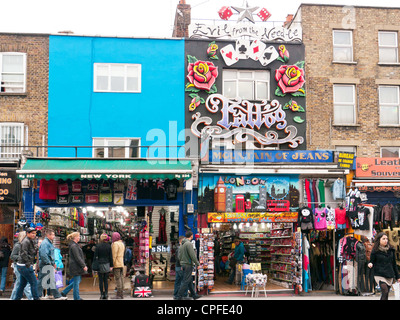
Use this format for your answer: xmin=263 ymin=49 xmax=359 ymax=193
xmin=337 ymin=152 xmax=355 ymax=169
xmin=356 ymin=157 xmax=400 ymax=178
xmin=189 ymin=23 xmax=302 ymax=42
xmin=0 ymin=169 xmax=18 ymax=204
xmin=209 ymin=149 xmax=333 ymax=163
xmin=207 ymin=211 xmax=298 ymax=223
xmin=357 ymin=185 xmax=400 ymax=192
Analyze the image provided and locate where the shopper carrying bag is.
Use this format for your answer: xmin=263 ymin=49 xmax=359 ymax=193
xmin=94 ymin=234 xmax=113 ymax=299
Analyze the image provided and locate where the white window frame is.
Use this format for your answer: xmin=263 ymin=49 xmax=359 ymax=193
xmin=0 ymin=52 xmax=27 ymax=93
xmin=92 ymin=137 xmax=141 ymax=158
xmin=379 ymin=85 xmax=400 ymax=125
xmin=333 ymin=30 xmax=354 ymax=63
xmin=223 ymin=69 xmax=270 ymax=101
xmin=380 ymin=146 xmax=400 ymax=157
xmin=333 ymin=84 xmax=356 ymax=125
xmin=93 ymin=63 xmax=141 ymax=93
xmin=0 ymin=122 xmax=25 ymax=159
xmin=378 ymin=31 xmax=399 ymax=64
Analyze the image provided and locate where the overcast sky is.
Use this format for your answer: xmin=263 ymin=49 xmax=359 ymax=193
xmin=0 ymin=0 xmax=399 ymax=38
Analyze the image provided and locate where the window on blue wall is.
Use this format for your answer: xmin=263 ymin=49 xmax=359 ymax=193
xmin=93 ymin=138 xmax=140 ymax=158
xmin=94 ymin=63 xmax=141 ymax=93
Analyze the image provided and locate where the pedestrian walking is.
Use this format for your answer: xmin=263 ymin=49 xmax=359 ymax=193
xmin=12 ymin=227 xmax=40 ymax=300
xmin=10 ymin=231 xmax=32 ymax=300
xmin=37 ymin=229 xmax=67 ymax=300
xmin=0 ymin=237 xmax=11 ymax=296
xmin=111 ymin=232 xmax=125 ymax=299
xmin=61 ymin=232 xmax=87 ymax=300
xmin=94 ymin=233 xmax=113 ymax=299
xmin=226 ymin=238 xmax=244 ymax=285
xmin=173 ymin=236 xmax=187 ymax=299
xmin=176 ymin=231 xmax=201 ymax=300
xmin=368 ymin=232 xmax=400 ymax=300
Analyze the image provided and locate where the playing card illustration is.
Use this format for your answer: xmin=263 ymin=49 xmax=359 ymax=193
xmin=220 ymin=44 xmax=239 ymax=66
xmin=259 ymin=46 xmax=279 ymax=66
xmin=248 ymin=40 xmax=267 ymax=61
xmin=235 ymin=39 xmax=251 ymax=60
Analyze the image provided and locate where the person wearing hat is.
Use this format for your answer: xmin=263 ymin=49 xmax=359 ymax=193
xmin=37 ymin=229 xmax=67 ymax=300
xmin=12 ymin=227 xmax=40 ymax=300
xmin=111 ymin=232 xmax=125 ymax=299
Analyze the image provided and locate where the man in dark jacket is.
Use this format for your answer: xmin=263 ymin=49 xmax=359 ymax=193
xmin=0 ymin=237 xmax=11 ymax=296
xmin=12 ymin=227 xmax=40 ymax=300
xmin=175 ymin=231 xmax=201 ymax=300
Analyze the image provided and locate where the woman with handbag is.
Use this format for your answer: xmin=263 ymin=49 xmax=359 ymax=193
xmin=93 ymin=234 xmax=113 ymax=299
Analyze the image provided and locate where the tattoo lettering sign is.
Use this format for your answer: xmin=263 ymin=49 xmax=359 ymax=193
xmin=189 ymin=23 xmax=302 ymax=42
xmin=191 ymin=94 xmax=304 ymax=156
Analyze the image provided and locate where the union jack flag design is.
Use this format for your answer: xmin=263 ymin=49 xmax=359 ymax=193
xmin=134 ymin=286 xmax=152 ymax=298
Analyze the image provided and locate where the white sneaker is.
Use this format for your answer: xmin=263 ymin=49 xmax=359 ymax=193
xmin=55 ymin=296 xmax=68 ymax=300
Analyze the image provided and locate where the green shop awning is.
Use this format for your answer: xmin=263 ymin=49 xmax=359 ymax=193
xmin=17 ymin=158 xmax=192 ymax=181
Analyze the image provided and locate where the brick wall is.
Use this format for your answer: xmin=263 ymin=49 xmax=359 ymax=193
xmin=0 ymin=33 xmax=49 ymax=157
xmin=301 ymin=5 xmax=400 ymax=157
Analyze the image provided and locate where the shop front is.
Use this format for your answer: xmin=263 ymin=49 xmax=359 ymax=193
xmin=352 ymin=157 xmax=400 ymax=269
xmin=0 ymin=161 xmax=21 ymax=290
xmin=195 ymin=149 xmax=352 ymax=296
xmin=16 ymin=157 xmax=194 ymax=292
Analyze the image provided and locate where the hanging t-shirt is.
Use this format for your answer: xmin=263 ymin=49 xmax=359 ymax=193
xmin=313 ymin=207 xmax=327 ymax=230
xmin=326 ymin=207 xmax=336 ymax=230
xmin=357 ymin=206 xmax=370 ymax=230
xmin=164 ymin=179 xmax=180 ymax=200
xmin=150 ymin=179 xmax=165 ymax=200
xmin=297 ymin=206 xmax=314 ymax=231
xmin=335 ymin=207 xmax=347 ymax=229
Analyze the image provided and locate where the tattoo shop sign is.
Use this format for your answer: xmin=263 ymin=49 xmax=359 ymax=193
xmin=189 ymin=23 xmax=302 ymax=42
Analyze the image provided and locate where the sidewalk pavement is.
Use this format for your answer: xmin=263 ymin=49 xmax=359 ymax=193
xmin=0 ymin=288 xmax=392 ymax=300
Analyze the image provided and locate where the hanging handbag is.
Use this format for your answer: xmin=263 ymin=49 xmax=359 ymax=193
xmin=57 ymin=195 xmax=69 ymax=204
xmin=85 ymin=194 xmax=99 ymax=203
xmin=72 ymin=180 xmax=82 ymax=193
xmin=100 ymin=192 xmax=113 ymax=203
xmin=58 ymin=182 xmax=69 ymax=195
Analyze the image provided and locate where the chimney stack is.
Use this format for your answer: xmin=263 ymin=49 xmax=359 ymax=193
xmin=283 ymin=14 xmax=294 ymax=27
xmin=172 ymin=0 xmax=191 ymax=37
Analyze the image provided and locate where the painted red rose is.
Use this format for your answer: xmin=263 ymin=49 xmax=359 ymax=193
xmin=187 ymin=60 xmax=218 ymax=91
xmin=275 ymin=65 xmax=305 ymax=94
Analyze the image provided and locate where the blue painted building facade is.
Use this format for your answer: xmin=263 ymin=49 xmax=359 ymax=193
xmin=48 ymin=35 xmax=185 ymax=158
xmin=19 ymin=35 xmax=197 ymax=237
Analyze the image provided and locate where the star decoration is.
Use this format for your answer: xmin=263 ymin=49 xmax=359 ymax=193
xmin=231 ymin=1 xmax=259 ymax=23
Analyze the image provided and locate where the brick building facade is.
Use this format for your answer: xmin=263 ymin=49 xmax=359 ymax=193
xmin=0 ymin=33 xmax=49 ymax=158
xmin=298 ymin=4 xmax=400 ymax=157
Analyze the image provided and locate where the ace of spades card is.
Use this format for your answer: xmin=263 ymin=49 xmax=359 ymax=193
xmin=248 ymin=40 xmax=267 ymax=61
xmin=235 ymin=39 xmax=251 ymax=60
xmin=220 ymin=44 xmax=239 ymax=66
xmin=259 ymin=46 xmax=279 ymax=66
